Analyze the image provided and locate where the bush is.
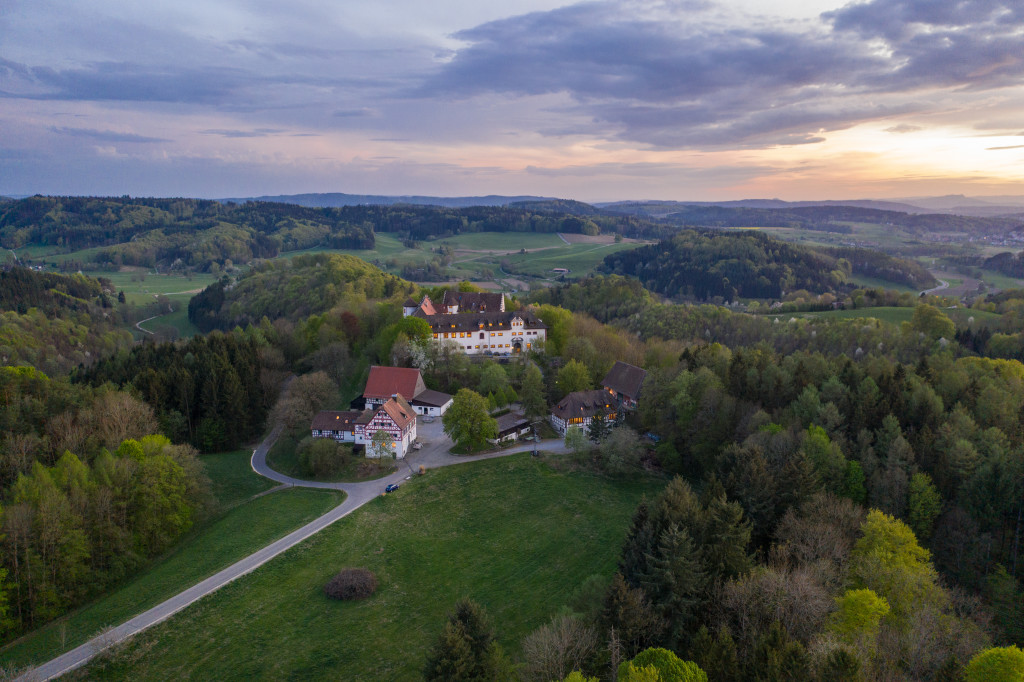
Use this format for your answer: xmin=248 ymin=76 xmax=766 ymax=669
xmin=297 ymin=436 xmax=350 ymax=477
xmin=324 ymin=568 xmax=378 ymax=601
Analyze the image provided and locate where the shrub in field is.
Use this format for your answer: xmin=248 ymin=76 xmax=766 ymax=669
xmin=324 ymin=568 xmax=378 ymax=601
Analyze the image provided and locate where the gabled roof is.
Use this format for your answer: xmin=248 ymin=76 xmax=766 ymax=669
xmin=403 ymin=297 xmax=419 ymax=308
xmin=422 ymin=309 xmax=547 ymax=333
xmin=551 ymin=389 xmax=617 ymax=421
xmin=411 ymin=389 xmax=452 ymax=407
xmin=363 ymin=366 xmax=426 ymax=400
xmin=601 ymin=361 xmax=647 ymax=400
xmin=311 ymin=410 xmax=363 ymax=431
xmin=378 ymin=395 xmax=416 ymax=430
xmin=495 ymin=412 xmax=530 ymax=435
xmin=441 ymin=291 xmax=504 ymax=313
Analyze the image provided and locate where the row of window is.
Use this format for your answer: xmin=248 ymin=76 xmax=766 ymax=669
xmin=434 ymin=330 xmax=541 ymax=339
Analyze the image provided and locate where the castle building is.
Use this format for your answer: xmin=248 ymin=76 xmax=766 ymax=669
xmin=404 ymin=293 xmax=547 ymax=355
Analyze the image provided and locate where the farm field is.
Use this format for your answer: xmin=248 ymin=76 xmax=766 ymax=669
xmin=71 ymin=454 xmax=665 ymax=681
xmin=271 ymin=231 xmax=646 ymax=283
xmin=0 ymin=450 xmax=344 ymax=673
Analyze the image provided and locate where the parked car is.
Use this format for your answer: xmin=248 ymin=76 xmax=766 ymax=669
xmin=412 ymin=441 xmax=422 ymax=450
xmin=423 ymin=416 xmax=435 ymax=423
xmin=385 ymin=483 xmax=400 ymax=493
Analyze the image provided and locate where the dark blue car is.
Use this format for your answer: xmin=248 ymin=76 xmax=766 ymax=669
xmin=385 ymin=483 xmax=400 ymax=493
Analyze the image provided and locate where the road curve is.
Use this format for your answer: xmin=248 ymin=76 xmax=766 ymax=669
xmin=19 ymin=423 xmax=568 ymax=681
xmin=920 ymin=278 xmax=949 ymax=296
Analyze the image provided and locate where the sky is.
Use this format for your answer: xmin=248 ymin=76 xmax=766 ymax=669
xmin=1 ymin=0 xmax=1023 ymax=202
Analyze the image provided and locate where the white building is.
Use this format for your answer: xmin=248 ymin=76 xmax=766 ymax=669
xmin=405 ymin=293 xmax=547 ymax=356
xmin=311 ymin=395 xmax=419 ymax=459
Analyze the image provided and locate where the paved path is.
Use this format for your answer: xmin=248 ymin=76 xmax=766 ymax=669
xmin=920 ymin=278 xmax=949 ymax=296
xmin=18 ymin=421 xmax=567 ymax=681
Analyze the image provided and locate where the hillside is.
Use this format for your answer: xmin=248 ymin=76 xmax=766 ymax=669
xmin=0 ymin=196 xmax=671 ymax=274
xmin=0 ymin=267 xmax=134 ymax=374
xmin=600 ymin=229 xmax=934 ymax=301
xmin=187 ymin=253 xmax=415 ymax=331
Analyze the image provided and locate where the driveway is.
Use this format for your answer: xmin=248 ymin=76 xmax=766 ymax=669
xmin=19 ymin=417 xmax=568 ymax=681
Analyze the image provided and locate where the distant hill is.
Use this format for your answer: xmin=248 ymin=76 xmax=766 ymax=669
xmin=220 ymin=192 xmax=556 ymax=208
xmin=598 ymin=198 xmax=929 ymax=214
xmin=600 ymin=195 xmax=1024 ymax=218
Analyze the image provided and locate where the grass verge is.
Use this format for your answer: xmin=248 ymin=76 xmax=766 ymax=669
xmin=0 ymin=451 xmax=344 ymax=671
xmin=73 ymin=454 xmax=663 ymax=681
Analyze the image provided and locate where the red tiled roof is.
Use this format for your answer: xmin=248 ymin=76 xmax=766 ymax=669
xmin=378 ymin=395 xmax=415 ymax=430
xmin=363 ymin=366 xmax=426 ymax=400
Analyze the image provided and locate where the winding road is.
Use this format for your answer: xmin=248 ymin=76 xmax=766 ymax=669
xmin=17 ymin=419 xmax=567 ymax=681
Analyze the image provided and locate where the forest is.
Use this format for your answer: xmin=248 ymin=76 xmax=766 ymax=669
xmin=0 ymin=267 xmax=134 ymax=375
xmin=3 ymin=248 xmax=1024 ymax=678
xmin=0 ymin=196 xmax=673 ymax=274
xmin=600 ymin=230 xmax=934 ymax=301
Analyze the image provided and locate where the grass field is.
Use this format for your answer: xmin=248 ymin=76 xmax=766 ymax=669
xmin=977 ymin=268 xmax=1024 ymax=292
xmin=269 ymin=232 xmax=646 ymax=283
xmin=72 ymin=455 xmax=665 ymax=681
xmin=0 ymin=450 xmax=344 ymax=673
xmin=847 ymin=274 xmax=920 ymax=293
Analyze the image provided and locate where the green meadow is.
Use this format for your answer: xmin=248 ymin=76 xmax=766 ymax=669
xmin=73 ymin=455 xmax=664 ymax=681
xmin=0 ymin=450 xmax=344 ymax=673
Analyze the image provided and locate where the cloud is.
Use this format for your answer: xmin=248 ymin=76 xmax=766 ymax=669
xmin=415 ymin=0 xmax=1024 ymax=148
xmin=987 ymin=145 xmax=1024 ymax=151
xmin=49 ymin=126 xmax=170 ymax=143
xmin=885 ymin=124 xmax=923 ymax=134
xmin=201 ymin=128 xmax=286 ymax=138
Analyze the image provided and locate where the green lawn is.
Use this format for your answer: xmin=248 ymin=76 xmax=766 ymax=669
xmin=0 ymin=450 xmax=344 ymax=672
xmin=73 ymin=455 xmax=664 ymax=681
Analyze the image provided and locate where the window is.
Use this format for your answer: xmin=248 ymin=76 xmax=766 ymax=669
xmin=490 ymin=332 xmax=495 ymax=337
xmin=433 ymin=333 xmax=438 ymax=339
xmin=479 ymin=332 xmax=485 ymax=339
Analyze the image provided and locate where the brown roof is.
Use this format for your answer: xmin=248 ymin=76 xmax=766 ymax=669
xmin=363 ymin=366 xmax=426 ymax=400
xmin=378 ymin=395 xmax=416 ymax=430
xmin=311 ymin=410 xmax=363 ymax=431
xmin=551 ymin=389 xmax=617 ymax=421
xmin=601 ymin=361 xmax=647 ymax=400
xmin=403 ymin=297 xmax=419 ymax=307
xmin=495 ymin=412 xmax=530 ymax=435
xmin=441 ymin=291 xmax=504 ymax=313
xmin=411 ymin=389 xmax=452 ymax=407
xmin=423 ymin=309 xmax=547 ymax=333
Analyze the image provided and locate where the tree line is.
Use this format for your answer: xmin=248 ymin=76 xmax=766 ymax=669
xmin=601 ymin=230 xmax=933 ymax=302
